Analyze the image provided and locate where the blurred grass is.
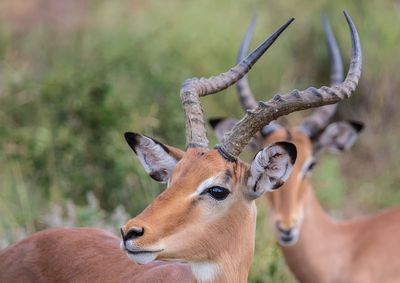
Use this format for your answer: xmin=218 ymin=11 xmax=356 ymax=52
xmin=0 ymin=0 xmax=399 ymax=282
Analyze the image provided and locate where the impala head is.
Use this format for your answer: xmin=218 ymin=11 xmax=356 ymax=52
xmin=210 ymin=13 xmax=362 ymax=247
xmin=121 ymin=134 xmax=296 ymax=267
xmin=262 ymin=121 xmax=362 ymax=245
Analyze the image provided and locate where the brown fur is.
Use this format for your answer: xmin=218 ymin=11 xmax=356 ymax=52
xmin=0 ymin=227 xmax=193 ymax=283
xmin=264 ymin=128 xmax=400 ymax=283
xmin=165 ymin=144 xmax=185 ymax=161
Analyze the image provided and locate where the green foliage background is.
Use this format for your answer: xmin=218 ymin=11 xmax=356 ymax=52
xmin=0 ymin=0 xmax=399 ymax=282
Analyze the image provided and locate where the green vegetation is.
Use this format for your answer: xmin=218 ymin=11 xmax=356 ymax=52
xmin=0 ymin=1 xmax=399 ymax=282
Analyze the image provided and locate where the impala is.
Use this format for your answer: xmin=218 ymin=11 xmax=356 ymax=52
xmin=0 ymin=11 xmax=361 ymax=283
xmin=214 ymin=15 xmax=399 ymax=283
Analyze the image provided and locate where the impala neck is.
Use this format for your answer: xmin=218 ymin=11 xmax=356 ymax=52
xmin=280 ymin=183 xmax=352 ymax=283
xmin=190 ymin=202 xmax=256 ymax=283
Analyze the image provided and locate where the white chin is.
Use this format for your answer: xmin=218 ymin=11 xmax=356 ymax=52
xmin=278 ymin=233 xmax=299 ymax=246
xmin=278 ymin=238 xmax=297 ymax=246
xmin=127 ymin=252 xmax=157 ymax=264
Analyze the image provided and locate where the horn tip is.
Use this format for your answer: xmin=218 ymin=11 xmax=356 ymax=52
xmin=343 ymin=10 xmax=352 ymax=22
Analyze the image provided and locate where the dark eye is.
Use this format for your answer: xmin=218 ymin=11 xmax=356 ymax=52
xmin=307 ymin=161 xmax=317 ymax=171
xmin=205 ymin=186 xmax=230 ymax=201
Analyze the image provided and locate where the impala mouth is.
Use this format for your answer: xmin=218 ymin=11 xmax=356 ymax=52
xmin=120 ymin=241 xmax=164 ymax=264
xmin=277 ymin=228 xmax=299 ymax=246
xmin=126 ymin=249 xmax=164 ymax=255
xmin=280 ymin=234 xmax=295 ymax=244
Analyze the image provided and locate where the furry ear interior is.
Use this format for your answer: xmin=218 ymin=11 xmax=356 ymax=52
xmin=247 ymin=142 xmax=297 ymax=200
xmin=124 ymin=132 xmax=182 ymax=183
xmin=316 ymin=121 xmax=364 ymax=153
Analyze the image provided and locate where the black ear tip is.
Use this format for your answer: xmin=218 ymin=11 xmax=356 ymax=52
xmin=124 ymin=132 xmax=132 ymax=144
xmin=124 ymin=132 xmax=141 ymax=152
xmin=348 ymin=120 xmax=364 ymax=133
xmin=208 ymin=117 xmax=226 ymax=129
xmin=276 ymin=142 xmax=297 ymax=165
xmin=124 ymin=131 xmax=140 ymax=143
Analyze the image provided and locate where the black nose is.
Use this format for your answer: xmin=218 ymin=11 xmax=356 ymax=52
xmin=120 ymin=226 xmax=144 ymax=241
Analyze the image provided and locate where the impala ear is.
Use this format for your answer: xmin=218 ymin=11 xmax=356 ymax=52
xmin=209 ymin=117 xmax=260 ymax=152
xmin=316 ymin=121 xmax=364 ymax=153
xmin=246 ymin=142 xmax=297 ymax=200
xmin=124 ymin=132 xmax=184 ymax=183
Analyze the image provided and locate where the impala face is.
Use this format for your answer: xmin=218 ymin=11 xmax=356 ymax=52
xmin=262 ymin=122 xmax=363 ymax=246
xmin=120 ymin=132 xmax=297 ymax=266
xmin=263 ymin=128 xmax=313 ymax=246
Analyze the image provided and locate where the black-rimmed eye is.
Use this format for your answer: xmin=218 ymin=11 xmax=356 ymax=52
xmin=307 ymin=161 xmax=317 ymax=171
xmin=204 ymin=186 xmax=230 ymax=201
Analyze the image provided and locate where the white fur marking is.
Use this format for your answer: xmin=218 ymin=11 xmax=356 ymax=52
xmin=190 ymin=174 xmax=230 ymax=197
xmin=190 ymin=262 xmax=219 ymax=283
xmin=126 ymin=251 xmax=157 ymax=265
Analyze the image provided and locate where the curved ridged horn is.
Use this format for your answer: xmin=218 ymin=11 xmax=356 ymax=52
xmin=235 ymin=17 xmax=284 ymax=137
xmin=236 ymin=16 xmax=259 ymax=111
xmin=218 ymin=11 xmax=362 ymax=159
xmin=298 ymin=16 xmax=345 ymax=138
xmin=180 ymin=18 xmax=294 ymax=148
